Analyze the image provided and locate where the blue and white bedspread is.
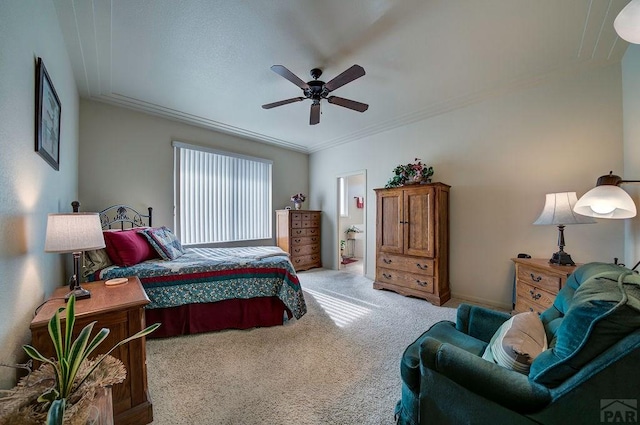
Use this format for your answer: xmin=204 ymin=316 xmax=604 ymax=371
xmin=90 ymin=246 xmax=307 ymax=319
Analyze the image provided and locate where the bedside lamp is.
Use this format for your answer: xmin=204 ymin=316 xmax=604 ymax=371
xmin=45 ymin=212 xmax=105 ymax=300
xmin=573 ymin=172 xmax=639 ymax=219
xmin=533 ymin=192 xmax=596 ymax=266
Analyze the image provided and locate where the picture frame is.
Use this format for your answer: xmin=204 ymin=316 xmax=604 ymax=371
xmin=35 ymin=57 xmax=61 ymax=170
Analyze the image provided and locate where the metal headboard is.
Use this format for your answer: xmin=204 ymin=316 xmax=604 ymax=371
xmin=72 ymin=200 xmax=153 ymax=230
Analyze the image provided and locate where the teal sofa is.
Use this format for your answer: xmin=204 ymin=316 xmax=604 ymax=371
xmin=395 ymin=262 xmax=640 ymax=424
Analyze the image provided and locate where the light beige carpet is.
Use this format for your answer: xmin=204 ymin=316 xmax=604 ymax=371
xmin=146 ymin=268 xmax=456 ymax=424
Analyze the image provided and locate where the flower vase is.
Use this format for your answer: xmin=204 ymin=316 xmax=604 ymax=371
xmin=294 ymin=202 xmax=302 ymax=210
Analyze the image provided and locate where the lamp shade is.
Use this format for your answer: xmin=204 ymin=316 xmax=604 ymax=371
xmin=573 ymin=185 xmax=637 ymax=219
xmin=614 ymin=0 xmax=640 ymax=44
xmin=45 ymin=213 xmax=105 ymax=253
xmin=533 ymin=192 xmax=596 ymax=225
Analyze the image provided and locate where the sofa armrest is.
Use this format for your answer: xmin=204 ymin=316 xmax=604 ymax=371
xmin=420 ymin=337 xmax=551 ymax=413
xmin=456 ymin=303 xmax=511 ymax=343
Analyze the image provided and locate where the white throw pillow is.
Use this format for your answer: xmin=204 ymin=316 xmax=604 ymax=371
xmin=482 ymin=312 xmax=548 ymax=374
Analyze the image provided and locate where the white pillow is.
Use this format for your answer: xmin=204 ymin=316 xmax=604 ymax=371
xmin=482 ymin=312 xmax=548 ymax=374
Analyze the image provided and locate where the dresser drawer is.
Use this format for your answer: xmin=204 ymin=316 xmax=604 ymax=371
xmin=291 ymin=244 xmax=319 ymax=256
xmin=291 ymin=236 xmax=320 ymax=246
xmin=515 ymin=296 xmax=547 ymax=316
xmin=376 ymin=268 xmax=434 ymax=293
xmin=515 ymin=281 xmax=555 ymax=312
xmin=291 ymin=253 xmax=321 ymax=268
xmin=377 ymin=253 xmax=434 ymax=276
xmin=302 ymin=212 xmax=320 ymax=221
xmin=517 ymin=265 xmax=562 ymax=293
xmin=302 ymin=220 xmax=320 ymax=228
xmin=291 ymin=228 xmax=320 ymax=237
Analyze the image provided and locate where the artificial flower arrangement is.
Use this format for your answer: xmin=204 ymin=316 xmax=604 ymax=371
xmin=385 ymin=158 xmax=434 ymax=188
xmin=345 ymin=225 xmax=362 ymax=235
xmin=291 ymin=193 xmax=306 ymax=203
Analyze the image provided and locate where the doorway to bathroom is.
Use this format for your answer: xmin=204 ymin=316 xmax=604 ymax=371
xmin=337 ymin=170 xmax=366 ymax=275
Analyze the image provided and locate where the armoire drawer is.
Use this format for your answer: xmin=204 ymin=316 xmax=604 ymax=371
xmin=377 ymin=253 xmax=434 ymax=276
xmin=376 ymin=268 xmax=434 ymax=293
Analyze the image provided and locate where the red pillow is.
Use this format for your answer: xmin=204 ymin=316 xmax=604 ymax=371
xmin=103 ymin=229 xmax=157 ymax=266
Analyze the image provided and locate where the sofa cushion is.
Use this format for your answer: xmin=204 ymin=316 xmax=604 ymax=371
xmin=530 ymin=266 xmax=640 ymax=386
xmin=482 ymin=312 xmax=547 ymax=374
xmin=401 ymin=321 xmax=487 ymax=394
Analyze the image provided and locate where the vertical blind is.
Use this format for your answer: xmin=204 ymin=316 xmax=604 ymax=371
xmin=173 ymin=142 xmax=273 ymax=245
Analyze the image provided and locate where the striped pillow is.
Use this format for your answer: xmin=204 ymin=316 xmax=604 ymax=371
xmin=138 ymin=226 xmax=185 ymax=260
xmin=482 ymin=312 xmax=547 ymax=374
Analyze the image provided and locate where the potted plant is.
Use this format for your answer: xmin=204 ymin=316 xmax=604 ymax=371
xmin=385 ymin=158 xmax=434 ymax=188
xmin=345 ymin=225 xmax=362 ymax=240
xmin=0 ymin=295 xmax=159 ymax=424
xmin=340 ymin=240 xmax=346 ymax=259
xmin=290 ymin=193 xmax=306 ymax=210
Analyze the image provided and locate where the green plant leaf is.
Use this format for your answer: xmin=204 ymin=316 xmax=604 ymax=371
xmin=61 ymin=321 xmax=97 ymax=397
xmin=46 ymin=398 xmax=65 ymax=425
xmin=64 ymin=295 xmax=76 ymax=356
xmin=37 ymin=387 xmax=60 ymax=404
xmin=76 ymin=323 xmax=160 ymax=390
xmin=47 ymin=307 xmax=65 ymax=363
xmin=23 ymin=344 xmax=54 ymax=365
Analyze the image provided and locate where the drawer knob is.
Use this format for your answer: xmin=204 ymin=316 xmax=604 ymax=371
xmin=383 ymin=258 xmax=392 ymax=264
xmin=416 ymin=280 xmax=428 ymax=287
xmin=530 ymin=273 xmax=542 ymax=282
xmin=416 ymin=263 xmax=428 ymax=270
xmin=529 ymin=289 xmax=542 ymax=301
xmin=294 ymin=249 xmax=300 ymax=253
xmin=383 ymin=273 xmax=392 ymax=279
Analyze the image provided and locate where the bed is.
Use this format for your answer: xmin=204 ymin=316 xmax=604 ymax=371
xmin=79 ymin=203 xmax=307 ymax=338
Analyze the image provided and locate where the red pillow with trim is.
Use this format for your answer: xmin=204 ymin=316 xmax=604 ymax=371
xmin=103 ymin=229 xmax=157 ymax=266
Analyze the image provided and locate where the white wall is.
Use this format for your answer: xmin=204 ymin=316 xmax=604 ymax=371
xmin=310 ymin=64 xmax=625 ymax=309
xmin=78 ymin=100 xmax=309 ymax=244
xmin=0 ymin=1 xmax=79 ymax=388
xmin=622 ymin=44 xmax=640 ymax=270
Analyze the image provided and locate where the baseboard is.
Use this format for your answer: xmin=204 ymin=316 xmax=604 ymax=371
xmin=449 ymin=292 xmax=512 ymax=312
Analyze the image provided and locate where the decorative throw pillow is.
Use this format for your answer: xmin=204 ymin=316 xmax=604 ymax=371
xmin=103 ymin=229 xmax=158 ymax=267
xmin=83 ymin=248 xmax=113 ymax=278
xmin=482 ymin=312 xmax=547 ymax=374
xmin=138 ymin=226 xmax=185 ymax=260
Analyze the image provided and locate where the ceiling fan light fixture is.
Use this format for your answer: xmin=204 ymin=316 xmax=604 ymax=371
xmin=262 ymin=64 xmax=368 ymax=125
xmin=614 ymin=0 xmax=640 ymax=44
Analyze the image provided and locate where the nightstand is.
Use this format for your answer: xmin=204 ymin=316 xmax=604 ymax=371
xmin=30 ymin=276 xmax=153 ymax=425
xmin=511 ymin=258 xmax=580 ymax=315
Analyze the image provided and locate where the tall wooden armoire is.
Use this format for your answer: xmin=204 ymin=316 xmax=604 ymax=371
xmin=374 ymin=183 xmax=450 ymax=305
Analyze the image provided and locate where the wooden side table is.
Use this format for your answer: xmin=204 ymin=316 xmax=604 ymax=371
xmin=511 ymin=258 xmax=580 ymax=315
xmin=30 ymin=277 xmax=153 ymax=425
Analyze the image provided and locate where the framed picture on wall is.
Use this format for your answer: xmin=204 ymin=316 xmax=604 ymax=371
xmin=35 ymin=57 xmax=61 ymax=171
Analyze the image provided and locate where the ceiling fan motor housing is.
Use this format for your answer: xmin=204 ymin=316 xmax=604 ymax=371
xmin=306 ymin=80 xmax=327 ymax=99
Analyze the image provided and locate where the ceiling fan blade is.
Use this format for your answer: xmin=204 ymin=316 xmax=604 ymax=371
xmin=310 ymin=102 xmax=320 ymax=125
xmin=262 ymin=97 xmax=305 ymax=109
xmin=270 ymin=65 xmax=310 ymax=90
xmin=327 ymin=96 xmax=369 ymax=112
xmin=324 ymin=65 xmax=366 ymax=92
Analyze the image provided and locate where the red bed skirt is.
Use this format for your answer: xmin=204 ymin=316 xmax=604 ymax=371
xmin=145 ymin=296 xmax=292 ymax=338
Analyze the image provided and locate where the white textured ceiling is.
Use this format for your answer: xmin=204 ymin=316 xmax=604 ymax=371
xmin=53 ymin=0 xmax=630 ymax=153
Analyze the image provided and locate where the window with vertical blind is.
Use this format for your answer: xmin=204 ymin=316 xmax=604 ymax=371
xmin=173 ymin=141 xmax=273 ymax=245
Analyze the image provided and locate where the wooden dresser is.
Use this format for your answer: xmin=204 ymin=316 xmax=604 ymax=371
xmin=30 ymin=277 xmax=153 ymax=425
xmin=374 ymin=183 xmax=450 ymax=306
xmin=276 ymin=209 xmax=322 ymax=271
xmin=511 ymin=258 xmax=579 ymax=315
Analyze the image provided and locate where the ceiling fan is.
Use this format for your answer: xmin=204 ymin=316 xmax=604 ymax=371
xmin=262 ymin=64 xmax=369 ymax=125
